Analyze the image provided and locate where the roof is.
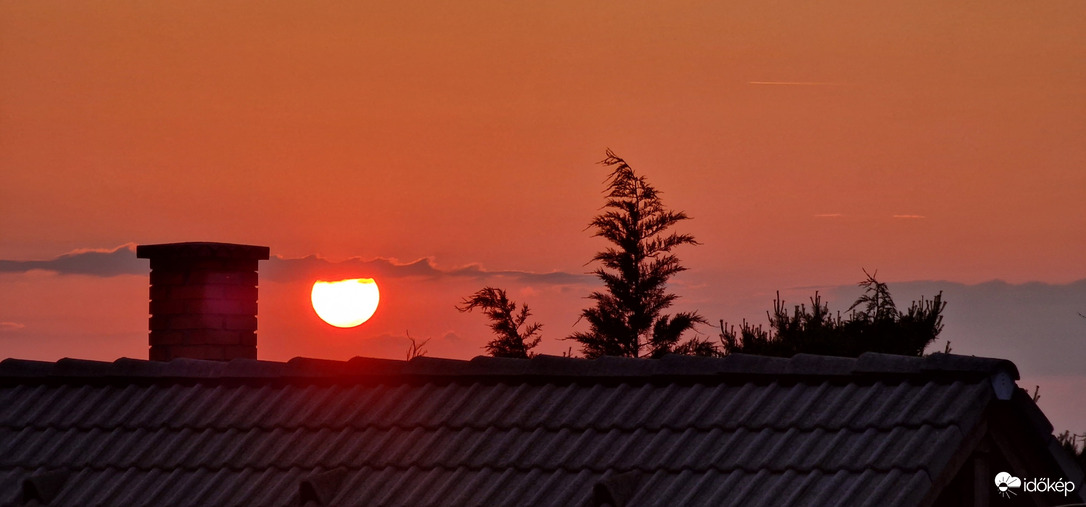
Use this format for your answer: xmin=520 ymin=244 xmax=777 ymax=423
xmin=0 ymin=352 xmax=1073 ymax=506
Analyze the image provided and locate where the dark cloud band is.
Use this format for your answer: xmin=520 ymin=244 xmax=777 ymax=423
xmin=0 ymin=245 xmax=144 ymax=277
xmin=0 ymin=245 xmax=591 ymax=285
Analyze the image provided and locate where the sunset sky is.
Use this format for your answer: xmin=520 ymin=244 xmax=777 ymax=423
xmin=1 ymin=2 xmax=1084 ymax=431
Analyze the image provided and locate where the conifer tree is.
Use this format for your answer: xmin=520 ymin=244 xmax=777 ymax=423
xmin=457 ymin=287 xmax=542 ymax=358
xmin=569 ymin=150 xmax=707 ymax=358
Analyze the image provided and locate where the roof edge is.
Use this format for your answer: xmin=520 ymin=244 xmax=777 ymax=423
xmin=0 ymin=352 xmax=1020 ymax=382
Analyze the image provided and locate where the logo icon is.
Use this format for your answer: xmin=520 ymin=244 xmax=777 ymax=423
xmin=995 ymin=472 xmax=1022 ymax=498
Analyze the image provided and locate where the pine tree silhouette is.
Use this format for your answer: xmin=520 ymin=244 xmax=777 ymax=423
xmin=569 ymin=149 xmax=708 ymax=358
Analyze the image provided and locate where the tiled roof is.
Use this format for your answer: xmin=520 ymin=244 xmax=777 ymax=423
xmin=0 ymin=353 xmax=1045 ymax=506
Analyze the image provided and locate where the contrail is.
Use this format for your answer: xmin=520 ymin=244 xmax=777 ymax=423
xmin=748 ymin=81 xmax=847 ymax=86
xmin=892 ymin=214 xmax=926 ymax=219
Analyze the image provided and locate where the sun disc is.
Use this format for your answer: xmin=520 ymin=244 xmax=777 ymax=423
xmin=311 ymin=278 xmax=380 ymax=328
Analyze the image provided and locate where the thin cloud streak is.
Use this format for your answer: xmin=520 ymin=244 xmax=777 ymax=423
xmin=814 ymin=213 xmax=844 ymax=218
xmin=0 ymin=322 xmax=26 ymax=331
xmin=892 ymin=214 xmax=926 ymax=219
xmin=748 ymin=81 xmax=849 ymax=86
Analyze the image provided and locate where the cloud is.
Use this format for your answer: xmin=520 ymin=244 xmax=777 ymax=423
xmin=748 ymin=81 xmax=849 ymax=86
xmin=0 ymin=244 xmax=144 ymax=276
xmin=0 ymin=245 xmax=591 ymax=285
xmin=264 ymin=255 xmax=591 ymax=285
xmin=0 ymin=322 xmax=26 ymax=331
xmin=811 ymin=213 xmax=928 ymax=220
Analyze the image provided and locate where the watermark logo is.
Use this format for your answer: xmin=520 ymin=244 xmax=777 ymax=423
xmin=994 ymin=472 xmax=1021 ymax=498
xmin=995 ymin=471 xmax=1077 ymax=499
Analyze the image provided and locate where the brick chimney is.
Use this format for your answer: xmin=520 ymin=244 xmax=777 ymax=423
xmin=136 ymin=242 xmax=270 ymax=361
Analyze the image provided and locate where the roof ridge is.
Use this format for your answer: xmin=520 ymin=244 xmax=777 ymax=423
xmin=1 ymin=420 xmax=969 ymax=433
xmin=0 ymin=462 xmax=945 ymax=475
xmin=0 ymin=352 xmax=1018 ymax=381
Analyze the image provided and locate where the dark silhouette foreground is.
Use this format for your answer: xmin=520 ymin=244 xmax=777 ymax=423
xmin=721 ymin=271 xmax=945 ymax=357
xmin=457 ymin=286 xmax=542 ymax=358
xmin=569 ymin=149 xmax=708 ymax=358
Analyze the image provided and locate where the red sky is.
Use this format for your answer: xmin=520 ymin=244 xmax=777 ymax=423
xmin=1 ymin=2 xmax=1084 ymax=429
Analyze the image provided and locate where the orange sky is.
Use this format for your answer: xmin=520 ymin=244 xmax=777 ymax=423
xmin=1 ymin=1 xmax=1085 ymax=428
xmin=3 ymin=0 xmax=1083 ymax=281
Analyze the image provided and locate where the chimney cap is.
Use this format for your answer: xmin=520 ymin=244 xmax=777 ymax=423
xmin=136 ymin=242 xmax=270 ymax=261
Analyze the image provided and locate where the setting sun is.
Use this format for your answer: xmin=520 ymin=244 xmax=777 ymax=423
xmin=311 ymin=278 xmax=380 ymax=328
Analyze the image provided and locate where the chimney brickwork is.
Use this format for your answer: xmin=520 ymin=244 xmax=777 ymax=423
xmin=136 ymin=242 xmax=270 ymax=361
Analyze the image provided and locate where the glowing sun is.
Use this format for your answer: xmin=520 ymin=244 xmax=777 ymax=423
xmin=311 ymin=278 xmax=380 ymax=328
